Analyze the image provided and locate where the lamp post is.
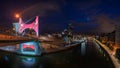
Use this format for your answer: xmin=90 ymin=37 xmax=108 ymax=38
xmin=13 ymin=13 xmax=20 ymax=36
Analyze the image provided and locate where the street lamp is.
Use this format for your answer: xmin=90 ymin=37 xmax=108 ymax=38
xmin=13 ymin=13 xmax=20 ymax=36
xmin=15 ymin=13 xmax=20 ymax=19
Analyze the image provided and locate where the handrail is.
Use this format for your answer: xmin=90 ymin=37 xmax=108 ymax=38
xmin=93 ymin=38 xmax=120 ymax=68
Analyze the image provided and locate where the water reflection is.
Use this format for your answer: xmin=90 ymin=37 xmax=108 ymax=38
xmin=12 ymin=56 xmax=41 ymax=68
xmin=20 ymin=56 xmax=36 ymax=66
xmin=0 ymin=40 xmax=115 ymax=68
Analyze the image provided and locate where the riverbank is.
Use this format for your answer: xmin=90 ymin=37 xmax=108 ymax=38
xmin=94 ymin=38 xmax=120 ymax=68
xmin=41 ymin=42 xmax=80 ymax=54
xmin=0 ymin=40 xmax=81 ymax=57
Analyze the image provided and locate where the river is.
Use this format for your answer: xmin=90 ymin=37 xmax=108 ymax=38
xmin=0 ymin=40 xmax=115 ymax=68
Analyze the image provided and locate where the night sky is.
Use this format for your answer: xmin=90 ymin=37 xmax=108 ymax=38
xmin=0 ymin=0 xmax=120 ymax=33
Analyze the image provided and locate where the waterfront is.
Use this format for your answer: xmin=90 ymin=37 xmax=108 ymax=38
xmin=0 ymin=40 xmax=115 ymax=68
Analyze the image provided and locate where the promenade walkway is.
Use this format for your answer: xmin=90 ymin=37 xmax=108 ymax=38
xmin=0 ymin=34 xmax=33 ymax=41
xmin=93 ymin=38 xmax=120 ymax=68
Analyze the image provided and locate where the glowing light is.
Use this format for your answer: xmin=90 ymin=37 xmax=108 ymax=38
xmin=22 ymin=56 xmax=35 ymax=65
xmin=21 ymin=24 xmax=23 ymax=26
xmin=18 ymin=16 xmax=39 ymax=37
xmin=15 ymin=13 xmax=20 ymax=18
xmin=23 ymin=45 xmax=35 ymax=50
xmin=35 ymin=22 xmax=37 ymax=25
xmin=18 ymin=41 xmax=42 ymax=55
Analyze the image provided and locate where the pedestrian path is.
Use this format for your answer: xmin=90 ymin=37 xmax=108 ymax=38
xmin=93 ymin=38 xmax=120 ymax=68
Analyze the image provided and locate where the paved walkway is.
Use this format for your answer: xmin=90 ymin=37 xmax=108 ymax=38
xmin=93 ymin=38 xmax=120 ymax=68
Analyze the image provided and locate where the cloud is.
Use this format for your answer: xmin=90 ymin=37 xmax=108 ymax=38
xmin=21 ymin=1 xmax=60 ymax=20
xmin=72 ymin=15 xmax=116 ymax=33
xmin=95 ymin=15 xmax=115 ymax=33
